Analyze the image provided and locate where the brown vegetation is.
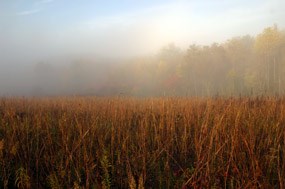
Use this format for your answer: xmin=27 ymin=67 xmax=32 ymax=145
xmin=0 ymin=97 xmax=285 ymax=188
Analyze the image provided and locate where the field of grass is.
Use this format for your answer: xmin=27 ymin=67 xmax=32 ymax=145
xmin=0 ymin=97 xmax=285 ymax=188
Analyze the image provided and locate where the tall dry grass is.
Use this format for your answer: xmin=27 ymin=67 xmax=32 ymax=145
xmin=0 ymin=97 xmax=285 ymax=188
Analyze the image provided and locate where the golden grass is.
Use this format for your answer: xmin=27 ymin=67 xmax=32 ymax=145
xmin=0 ymin=97 xmax=285 ymax=188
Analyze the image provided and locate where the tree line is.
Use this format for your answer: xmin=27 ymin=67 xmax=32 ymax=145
xmin=32 ymin=25 xmax=285 ymax=97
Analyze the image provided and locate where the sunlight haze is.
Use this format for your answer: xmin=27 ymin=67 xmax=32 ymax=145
xmin=1 ymin=0 xmax=284 ymax=59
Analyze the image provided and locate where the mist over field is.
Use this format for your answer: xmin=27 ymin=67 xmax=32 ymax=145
xmin=1 ymin=0 xmax=285 ymax=96
xmin=3 ymin=1 xmax=285 ymax=188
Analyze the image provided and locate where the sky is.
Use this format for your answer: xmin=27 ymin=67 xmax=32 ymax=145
xmin=1 ymin=0 xmax=285 ymax=63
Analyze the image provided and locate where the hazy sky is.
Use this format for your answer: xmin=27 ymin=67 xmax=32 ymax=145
xmin=1 ymin=0 xmax=285 ymax=64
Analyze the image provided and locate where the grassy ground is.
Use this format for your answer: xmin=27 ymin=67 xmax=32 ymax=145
xmin=0 ymin=97 xmax=285 ymax=188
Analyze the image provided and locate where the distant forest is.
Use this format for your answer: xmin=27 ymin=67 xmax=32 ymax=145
xmin=32 ymin=25 xmax=285 ymax=96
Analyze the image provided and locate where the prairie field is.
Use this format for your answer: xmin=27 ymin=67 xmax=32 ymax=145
xmin=0 ymin=97 xmax=285 ymax=188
